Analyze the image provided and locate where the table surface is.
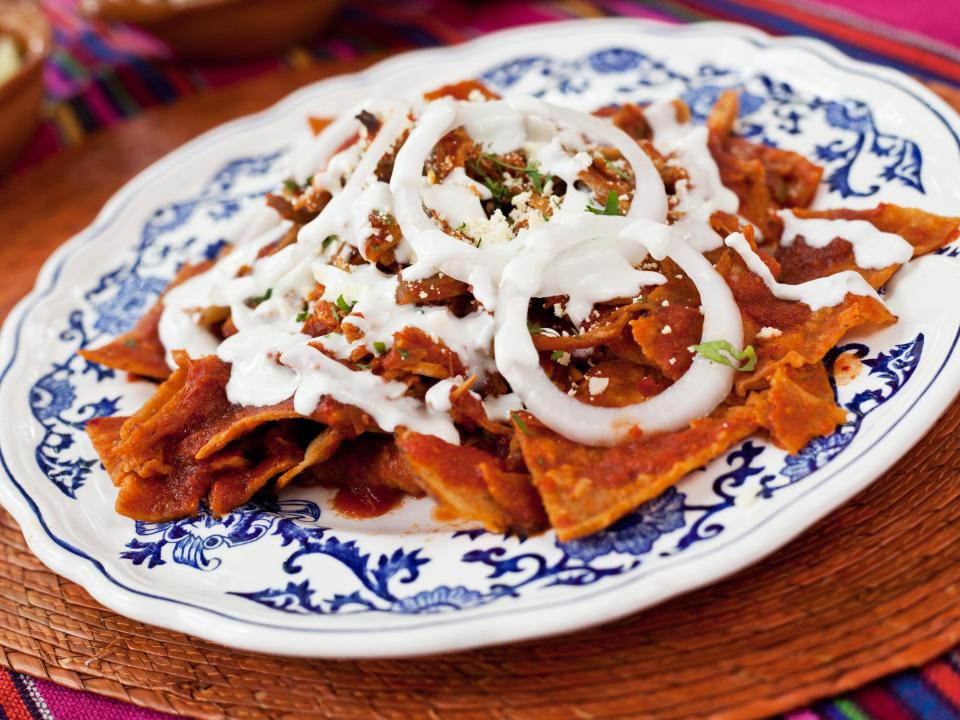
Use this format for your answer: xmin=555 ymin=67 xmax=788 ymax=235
xmin=1 ymin=3 xmax=960 ymax=719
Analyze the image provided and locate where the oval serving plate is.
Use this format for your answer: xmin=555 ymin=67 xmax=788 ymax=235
xmin=1 ymin=19 xmax=959 ymax=658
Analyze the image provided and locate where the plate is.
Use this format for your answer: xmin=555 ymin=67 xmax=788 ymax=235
xmin=1 ymin=19 xmax=959 ymax=658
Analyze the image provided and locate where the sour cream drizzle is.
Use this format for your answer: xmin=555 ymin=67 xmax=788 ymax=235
xmin=780 ymin=211 xmax=914 ymax=269
xmin=157 ymin=91 xmax=907 ymax=447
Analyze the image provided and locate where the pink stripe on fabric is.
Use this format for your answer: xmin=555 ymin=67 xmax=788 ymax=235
xmin=783 ymin=711 xmax=821 ymax=720
xmin=34 ymin=676 xmax=177 ymax=720
xmin=807 ymin=0 xmax=960 ymax=48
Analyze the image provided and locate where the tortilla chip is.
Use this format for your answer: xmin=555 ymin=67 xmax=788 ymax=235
xmin=396 ymin=431 xmax=546 ymax=533
xmin=775 ymin=236 xmax=897 ymax=289
xmin=86 ymin=415 xmax=128 ymax=483
xmin=306 ymin=434 xmax=424 ymax=497
xmin=754 ymin=364 xmax=847 ymax=454
xmin=477 ymin=464 xmax=548 ymax=534
xmin=378 ymin=326 xmax=466 ymax=380
xmin=207 ymin=424 xmax=304 ymax=515
xmin=707 ymin=90 xmax=822 ymax=238
xmin=514 ymin=407 xmax=759 ymax=541
xmin=791 ymin=204 xmax=960 ymax=256
xmin=115 ymin=422 xmax=303 ymax=521
xmin=629 ymin=264 xmax=703 ymax=380
xmin=79 ymin=260 xmax=214 ymax=380
xmin=276 ymin=427 xmax=344 ymax=489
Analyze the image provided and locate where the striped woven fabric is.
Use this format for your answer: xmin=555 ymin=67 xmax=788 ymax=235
xmin=3 ymin=1 xmax=960 ymax=718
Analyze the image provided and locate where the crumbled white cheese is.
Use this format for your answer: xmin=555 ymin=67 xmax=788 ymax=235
xmin=418 ymin=291 xmax=428 ymax=300
xmin=461 ymin=209 xmax=513 ymax=247
xmin=509 ymin=191 xmax=547 ymax=231
xmin=668 ymin=357 xmax=676 ymax=365
xmin=587 ymin=377 xmax=609 ymax=396
xmin=661 ymin=325 xmax=673 ymax=335
xmin=661 ymin=299 xmax=670 ymax=307
xmin=502 ymin=172 xmax=522 ymax=190
xmin=553 ymin=303 xmax=565 ymax=318
xmin=555 ymin=351 xmax=571 ymax=366
xmin=756 ymin=326 xmax=782 ymax=339
xmin=467 ymin=89 xmax=487 ymax=103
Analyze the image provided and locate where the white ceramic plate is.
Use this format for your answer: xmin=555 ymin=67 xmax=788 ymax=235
xmin=2 ymin=19 xmax=959 ymax=658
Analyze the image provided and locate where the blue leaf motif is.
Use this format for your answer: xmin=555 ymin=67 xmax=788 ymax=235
xmin=560 ymin=487 xmax=686 ymax=562
xmin=391 ymin=586 xmax=486 ymax=613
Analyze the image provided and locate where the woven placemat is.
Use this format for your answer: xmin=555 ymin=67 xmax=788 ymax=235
xmin=0 ymin=63 xmax=959 ymax=720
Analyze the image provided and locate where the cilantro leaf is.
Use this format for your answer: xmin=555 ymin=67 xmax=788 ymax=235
xmin=335 ymin=294 xmax=355 ymax=314
xmin=689 ymin=340 xmax=757 ymax=372
xmin=586 ymin=190 xmax=621 ymax=216
xmin=511 ymin=412 xmax=531 ymax=435
xmin=245 ymin=288 xmax=273 ymax=308
xmin=373 ymin=341 xmax=387 ymax=354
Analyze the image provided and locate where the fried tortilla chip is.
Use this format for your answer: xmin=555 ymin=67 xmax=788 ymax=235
xmin=777 ymin=205 xmax=960 ymax=289
xmin=713 ymin=245 xmax=896 ymax=391
xmin=86 ymin=415 xmax=128 ymax=482
xmin=306 ymin=434 xmax=424 ymax=497
xmin=708 ymin=90 xmax=822 ymax=238
xmin=114 ymin=422 xmax=303 ymax=521
xmin=514 ymin=408 xmax=759 ymax=541
xmin=791 ymin=204 xmax=960 ymax=256
xmin=397 ymin=431 xmax=546 ymax=534
xmin=79 ymin=260 xmax=214 ymax=380
xmin=752 ymin=363 xmax=847 ymax=454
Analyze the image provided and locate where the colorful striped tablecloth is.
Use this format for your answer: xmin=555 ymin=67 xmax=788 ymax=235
xmin=2 ymin=1 xmax=959 ymax=718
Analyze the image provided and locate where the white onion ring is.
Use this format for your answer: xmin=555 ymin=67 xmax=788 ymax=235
xmin=495 ymin=235 xmax=743 ymax=445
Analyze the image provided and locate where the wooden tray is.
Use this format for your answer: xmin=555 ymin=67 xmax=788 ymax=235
xmin=1 ymin=59 xmax=959 ymax=720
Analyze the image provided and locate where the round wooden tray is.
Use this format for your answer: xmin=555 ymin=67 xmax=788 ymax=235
xmin=1 ymin=61 xmax=959 ymax=720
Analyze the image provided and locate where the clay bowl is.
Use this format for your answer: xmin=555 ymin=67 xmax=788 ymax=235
xmin=0 ymin=2 xmax=51 ymax=172
xmin=83 ymin=0 xmax=345 ymax=62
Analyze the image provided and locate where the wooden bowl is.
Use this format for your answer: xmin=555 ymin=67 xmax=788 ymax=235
xmin=84 ymin=0 xmax=345 ymax=62
xmin=0 ymin=2 xmax=51 ymax=172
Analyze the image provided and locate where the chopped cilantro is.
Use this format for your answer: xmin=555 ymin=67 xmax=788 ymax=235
xmin=398 ymin=348 xmax=410 ymax=359
xmin=282 ymin=178 xmax=300 ymax=193
xmin=689 ymin=340 xmax=757 ymax=372
xmin=322 ymin=235 xmax=337 ymax=250
xmin=123 ymin=338 xmax=138 ymax=348
xmin=355 ymin=363 xmax=371 ymax=370
xmin=295 ymin=307 xmax=310 ymax=323
xmin=603 ymin=157 xmax=632 ymax=181
xmin=550 ymin=350 xmax=564 ymax=361
xmin=511 ymin=412 xmax=531 ymax=435
xmin=245 ymin=287 xmax=273 ymax=308
xmin=586 ymin=190 xmax=621 ymax=216
xmin=335 ymin=294 xmax=355 ymax=313
xmin=527 ymin=321 xmax=544 ymax=335
xmin=478 ymin=152 xmax=552 ymax=193
xmin=373 ymin=341 xmax=387 ymax=354
xmin=466 ymin=158 xmax=510 ymax=204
